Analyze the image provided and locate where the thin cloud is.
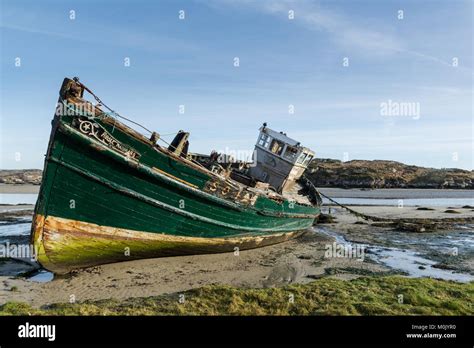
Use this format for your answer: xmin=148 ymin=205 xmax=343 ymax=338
xmin=206 ymin=0 xmax=471 ymax=71
xmin=0 ymin=24 xmax=82 ymax=42
xmin=0 ymin=23 xmax=199 ymax=54
xmin=205 ymin=0 xmax=402 ymax=54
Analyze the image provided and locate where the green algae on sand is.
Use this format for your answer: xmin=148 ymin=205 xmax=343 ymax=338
xmin=1 ymin=276 xmax=472 ymax=316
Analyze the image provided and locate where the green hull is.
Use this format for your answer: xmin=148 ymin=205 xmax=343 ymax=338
xmin=31 ymin=78 xmax=320 ymax=273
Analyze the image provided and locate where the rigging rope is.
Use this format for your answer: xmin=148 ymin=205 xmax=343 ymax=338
xmin=72 ymin=79 xmax=190 ymax=155
xmin=69 ymin=79 xmax=214 ymax=170
xmin=74 ymin=78 xmax=154 ymax=135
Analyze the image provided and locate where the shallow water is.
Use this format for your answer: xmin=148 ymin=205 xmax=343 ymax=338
xmin=322 ymin=197 xmax=474 ymax=207
xmin=0 ymin=193 xmax=38 ymax=205
xmin=0 ymin=222 xmax=31 ymax=237
xmin=316 ymin=226 xmax=474 ymax=283
xmin=319 ymin=188 xmax=474 ymax=199
xmin=27 ymin=270 xmax=54 ymax=282
xmin=367 ymin=247 xmax=472 ymax=282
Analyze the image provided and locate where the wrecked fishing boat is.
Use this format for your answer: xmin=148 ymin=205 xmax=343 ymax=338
xmin=31 ymin=77 xmax=322 ymax=273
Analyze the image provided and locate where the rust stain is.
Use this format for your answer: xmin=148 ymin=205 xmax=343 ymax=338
xmin=37 ymin=215 xmax=305 ymax=274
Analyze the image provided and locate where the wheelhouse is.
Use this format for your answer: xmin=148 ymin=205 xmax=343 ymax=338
xmin=249 ymin=123 xmax=315 ymax=193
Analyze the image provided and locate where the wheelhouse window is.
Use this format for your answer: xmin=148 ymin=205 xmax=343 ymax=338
xmin=258 ymin=133 xmax=271 ymax=148
xmin=269 ymin=139 xmax=284 ymax=156
xmin=303 ymin=154 xmax=313 ymax=166
xmin=283 ymin=145 xmax=298 ymax=161
xmin=296 ymin=152 xmax=307 ymax=164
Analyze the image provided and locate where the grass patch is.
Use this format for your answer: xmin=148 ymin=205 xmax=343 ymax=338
xmin=1 ymin=277 xmax=472 ymax=316
xmin=444 ymin=210 xmax=461 ymax=214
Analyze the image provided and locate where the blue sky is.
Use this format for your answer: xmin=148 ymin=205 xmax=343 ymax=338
xmin=1 ymin=0 xmax=472 ymax=170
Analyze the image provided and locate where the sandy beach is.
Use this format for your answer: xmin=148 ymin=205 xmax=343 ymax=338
xmin=0 ymin=184 xmax=40 ymax=194
xmin=0 ymin=195 xmax=472 ymax=308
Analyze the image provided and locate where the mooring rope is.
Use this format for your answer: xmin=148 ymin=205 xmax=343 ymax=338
xmin=311 ymin=180 xmax=474 ymax=225
xmin=315 ymin=188 xmax=387 ymax=222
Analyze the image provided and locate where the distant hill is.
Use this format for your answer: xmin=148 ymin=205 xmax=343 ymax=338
xmin=1 ymin=160 xmax=473 ymax=189
xmin=0 ymin=169 xmax=42 ymax=185
xmin=307 ymin=159 xmax=473 ymax=189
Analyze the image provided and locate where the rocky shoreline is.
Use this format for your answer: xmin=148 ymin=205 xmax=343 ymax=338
xmin=307 ymin=159 xmax=473 ymax=189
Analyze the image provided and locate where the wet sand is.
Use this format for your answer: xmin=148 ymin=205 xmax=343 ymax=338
xmin=0 ymin=184 xmax=40 ymax=194
xmin=319 ymin=187 xmax=474 ymax=199
xmin=0 ymin=202 xmax=472 ymax=308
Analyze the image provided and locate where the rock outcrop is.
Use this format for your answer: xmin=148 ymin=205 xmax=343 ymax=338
xmin=306 ymin=159 xmax=473 ymax=189
xmin=0 ymin=170 xmax=42 ymax=185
